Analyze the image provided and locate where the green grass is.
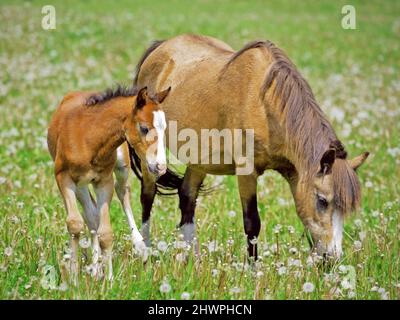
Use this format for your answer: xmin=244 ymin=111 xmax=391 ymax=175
xmin=0 ymin=0 xmax=399 ymax=299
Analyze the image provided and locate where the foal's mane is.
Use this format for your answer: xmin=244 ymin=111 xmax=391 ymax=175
xmin=85 ymin=84 xmax=139 ymax=106
xmin=224 ymin=40 xmax=361 ymax=214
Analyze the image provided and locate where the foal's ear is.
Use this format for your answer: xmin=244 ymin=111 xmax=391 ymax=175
xmin=319 ymin=148 xmax=336 ymax=174
xmin=135 ymin=87 xmax=148 ymax=110
xmin=156 ymin=86 xmax=171 ymax=104
xmin=348 ymin=151 xmax=370 ymax=171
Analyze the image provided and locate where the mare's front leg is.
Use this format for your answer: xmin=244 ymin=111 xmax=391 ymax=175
xmin=178 ymin=167 xmax=206 ymax=254
xmin=93 ymin=176 xmax=114 ymax=281
xmin=114 ymin=145 xmax=148 ymax=260
xmin=237 ymin=174 xmax=261 ymax=260
xmin=56 ymin=172 xmax=85 ymax=285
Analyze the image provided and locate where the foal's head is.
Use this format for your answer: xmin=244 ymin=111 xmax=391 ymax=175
xmin=295 ymin=149 xmax=369 ymax=259
xmin=124 ymin=86 xmax=171 ymax=177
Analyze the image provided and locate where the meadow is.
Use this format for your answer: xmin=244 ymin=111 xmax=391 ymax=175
xmin=0 ymin=0 xmax=399 ymax=299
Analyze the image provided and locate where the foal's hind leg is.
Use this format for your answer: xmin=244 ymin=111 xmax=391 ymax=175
xmin=76 ymin=186 xmax=101 ymax=277
xmin=56 ymin=172 xmax=85 ymax=285
xmin=93 ymin=176 xmax=114 ymax=281
xmin=237 ymin=174 xmax=261 ymax=261
xmin=178 ymin=167 xmax=206 ymax=254
xmin=114 ymin=146 xmax=147 ymax=259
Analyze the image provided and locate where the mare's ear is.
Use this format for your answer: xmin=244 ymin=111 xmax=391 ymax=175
xmin=156 ymin=86 xmax=171 ymax=103
xmin=135 ymin=87 xmax=148 ymax=110
xmin=348 ymin=151 xmax=370 ymax=171
xmin=319 ymin=148 xmax=336 ymax=174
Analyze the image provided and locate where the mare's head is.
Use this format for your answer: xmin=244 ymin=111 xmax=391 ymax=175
xmin=294 ymin=148 xmax=369 ymax=259
xmin=125 ymin=86 xmax=171 ymax=177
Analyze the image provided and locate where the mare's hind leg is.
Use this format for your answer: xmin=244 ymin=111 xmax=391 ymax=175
xmin=75 ymin=186 xmax=101 ymax=277
xmin=140 ymin=161 xmax=157 ymax=248
xmin=178 ymin=167 xmax=206 ymax=254
xmin=56 ymin=172 xmax=85 ymax=285
xmin=237 ymin=174 xmax=261 ymax=261
xmin=114 ymin=145 xmax=147 ymax=259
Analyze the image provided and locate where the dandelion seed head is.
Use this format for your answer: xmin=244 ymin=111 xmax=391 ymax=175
xmin=181 ymin=292 xmax=190 ymax=300
xmin=302 ymin=282 xmax=315 ymax=293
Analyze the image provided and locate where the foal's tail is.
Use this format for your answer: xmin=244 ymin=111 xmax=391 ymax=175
xmin=127 ymin=145 xmax=184 ymax=195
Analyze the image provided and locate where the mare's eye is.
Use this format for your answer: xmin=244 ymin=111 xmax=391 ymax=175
xmin=140 ymin=125 xmax=149 ymax=135
xmin=316 ymin=194 xmax=328 ymax=211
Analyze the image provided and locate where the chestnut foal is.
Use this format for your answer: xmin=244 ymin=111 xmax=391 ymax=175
xmin=47 ymin=85 xmax=170 ymax=282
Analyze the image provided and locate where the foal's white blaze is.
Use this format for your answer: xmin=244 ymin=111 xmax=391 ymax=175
xmin=152 ymin=110 xmax=167 ymax=167
xmin=329 ymin=210 xmax=344 ymax=258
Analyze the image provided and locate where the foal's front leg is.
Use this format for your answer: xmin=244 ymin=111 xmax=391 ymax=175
xmin=93 ymin=176 xmax=114 ymax=281
xmin=114 ymin=148 xmax=148 ymax=260
xmin=237 ymin=174 xmax=261 ymax=260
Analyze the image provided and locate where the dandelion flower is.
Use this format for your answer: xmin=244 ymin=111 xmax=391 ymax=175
xmin=302 ymin=282 xmax=315 ymax=293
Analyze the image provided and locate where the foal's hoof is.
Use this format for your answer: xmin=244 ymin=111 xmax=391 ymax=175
xmin=134 ymin=240 xmax=149 ymax=262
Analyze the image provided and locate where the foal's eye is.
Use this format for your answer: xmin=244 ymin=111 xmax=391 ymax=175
xmin=316 ymin=194 xmax=328 ymax=211
xmin=139 ymin=125 xmax=149 ymax=135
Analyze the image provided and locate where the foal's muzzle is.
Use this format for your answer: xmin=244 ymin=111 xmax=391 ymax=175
xmin=148 ymin=162 xmax=167 ymax=177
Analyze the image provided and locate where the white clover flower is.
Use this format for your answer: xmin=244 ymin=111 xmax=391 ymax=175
xmin=159 ymin=281 xmax=171 ymax=294
xmin=302 ymin=282 xmax=315 ymax=293
xmin=181 ymin=292 xmax=190 ymax=300
xmin=359 ymin=231 xmax=366 ymax=241
xmin=348 ymin=291 xmax=356 ymax=299
xmin=365 ymin=181 xmax=373 ymax=188
xmin=228 ymin=210 xmax=236 ymax=218
xmin=157 ymin=240 xmax=168 ymax=252
xmin=0 ymin=176 xmax=6 ymax=184
xmin=256 ymin=271 xmax=264 ymax=278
